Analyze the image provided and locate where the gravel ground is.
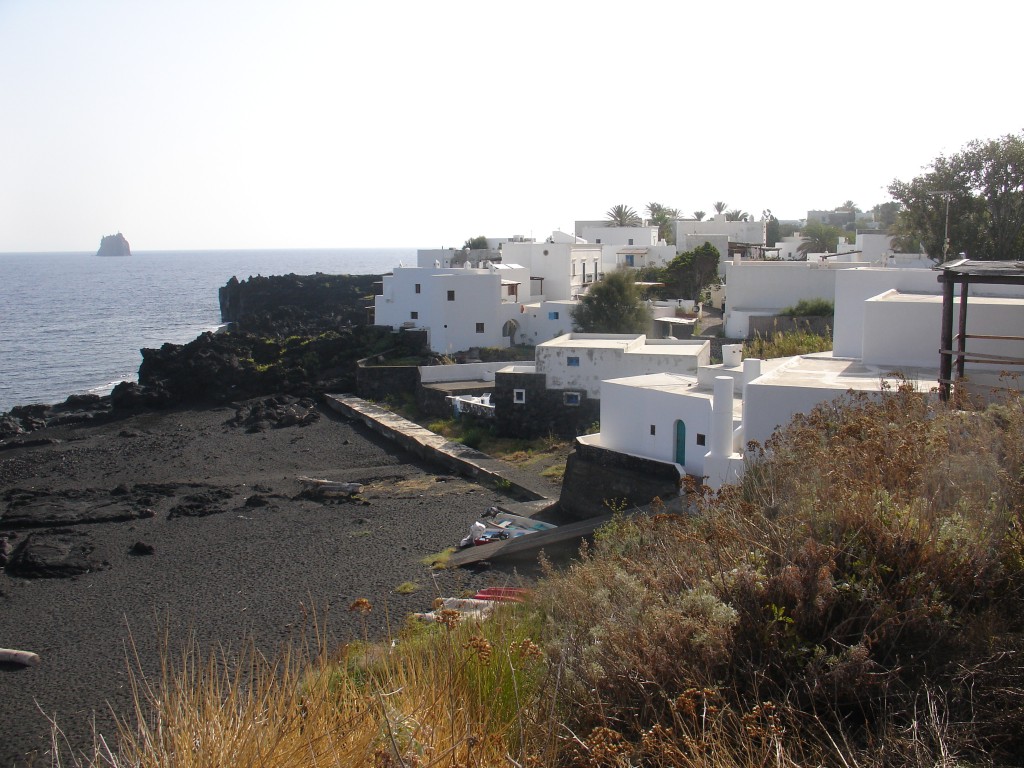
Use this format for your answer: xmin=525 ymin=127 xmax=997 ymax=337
xmin=0 ymin=402 xmax=538 ymax=767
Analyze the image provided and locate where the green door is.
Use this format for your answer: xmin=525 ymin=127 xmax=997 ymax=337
xmin=674 ymin=419 xmax=686 ymax=465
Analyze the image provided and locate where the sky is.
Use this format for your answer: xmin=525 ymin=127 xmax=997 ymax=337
xmin=1 ymin=0 xmax=1021 ymax=252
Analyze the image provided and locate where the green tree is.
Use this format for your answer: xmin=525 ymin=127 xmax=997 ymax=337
xmin=871 ymin=201 xmax=902 ymax=230
xmin=645 ymin=202 xmax=680 ymax=244
xmin=571 ymin=269 xmax=651 ymax=333
xmin=664 ymin=242 xmax=721 ymax=301
xmin=797 ymin=221 xmax=845 ymax=255
xmin=763 ymin=209 xmax=780 ymax=247
xmin=888 ymin=131 xmax=1024 ymax=261
xmin=463 ymin=235 xmax=488 ymax=250
xmin=605 ymin=204 xmax=642 ymax=227
xmin=693 ymin=210 xmax=706 ymax=221
xmin=725 ymin=209 xmax=750 ymax=222
xmin=835 ymin=200 xmax=861 ymax=212
xmin=713 ymin=201 xmax=728 ymax=214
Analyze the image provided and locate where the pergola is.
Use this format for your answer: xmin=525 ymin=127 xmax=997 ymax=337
xmin=937 ymin=259 xmax=1024 ymax=401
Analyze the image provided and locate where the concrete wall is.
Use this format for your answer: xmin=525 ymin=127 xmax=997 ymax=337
xmin=418 ymin=362 xmax=507 ymax=384
xmin=559 ymin=440 xmax=682 ymax=520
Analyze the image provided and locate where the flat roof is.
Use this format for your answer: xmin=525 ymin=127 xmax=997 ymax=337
xmin=869 ymin=290 xmax=1024 ymax=306
xmin=541 ymin=333 xmax=706 ymax=355
xmin=750 ymin=353 xmax=936 ymax=392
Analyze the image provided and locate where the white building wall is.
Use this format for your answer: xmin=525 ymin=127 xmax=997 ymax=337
xmin=832 ymin=268 xmax=938 ymax=357
xmin=599 ymin=377 xmax=714 ymax=477
xmin=742 ymin=379 xmax=839 ymax=448
xmin=722 ymin=261 xmax=844 ymax=337
xmin=607 ymin=243 xmax=678 ymax=270
xmin=579 ymin=225 xmax=659 ymax=246
xmin=674 ymin=214 xmax=766 ymax=246
xmin=501 ymin=241 xmax=575 ymax=301
xmin=374 ymin=267 xmax=512 ymax=354
xmin=862 ymin=292 xmax=1024 ymax=371
xmin=517 ymin=300 xmax=576 ymax=346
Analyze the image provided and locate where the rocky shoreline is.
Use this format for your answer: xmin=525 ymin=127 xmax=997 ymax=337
xmin=0 ymin=273 xmax=533 ymax=766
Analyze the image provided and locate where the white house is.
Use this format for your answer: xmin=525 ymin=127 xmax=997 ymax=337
xmin=530 ymin=333 xmax=710 ymax=399
xmin=673 ymin=213 xmax=766 ymax=251
xmin=374 ymin=263 xmax=530 ymax=354
xmin=577 ymin=224 xmax=660 ymax=247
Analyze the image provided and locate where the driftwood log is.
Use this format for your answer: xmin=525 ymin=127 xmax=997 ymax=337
xmin=0 ymin=648 xmax=40 ymax=667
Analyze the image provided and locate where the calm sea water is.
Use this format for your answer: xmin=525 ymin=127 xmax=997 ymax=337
xmin=0 ymin=248 xmax=411 ymax=413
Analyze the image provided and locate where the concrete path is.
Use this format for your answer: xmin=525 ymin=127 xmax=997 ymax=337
xmin=324 ymin=394 xmax=557 ymax=505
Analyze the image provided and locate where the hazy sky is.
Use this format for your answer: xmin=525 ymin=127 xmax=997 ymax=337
xmin=1 ymin=0 xmax=1020 ymax=252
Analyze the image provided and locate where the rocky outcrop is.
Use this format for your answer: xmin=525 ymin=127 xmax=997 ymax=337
xmin=6 ymin=529 xmax=106 ymax=578
xmin=96 ymin=233 xmax=131 ymax=257
xmin=227 ymin=395 xmax=320 ymax=432
xmin=219 ymin=273 xmax=380 ymax=334
xmin=0 ymin=394 xmax=112 ymax=440
xmin=1 ymin=273 xmax=426 ymax=436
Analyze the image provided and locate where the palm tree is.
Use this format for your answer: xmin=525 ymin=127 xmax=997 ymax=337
xmin=693 ymin=210 xmax=706 ymax=221
xmin=713 ymin=201 xmax=728 ymax=214
xmin=797 ymin=221 xmax=843 ymax=255
xmin=606 ymin=204 xmax=642 ymax=227
xmin=645 ymin=202 xmax=680 ymax=244
xmin=725 ymin=209 xmax=750 ymax=222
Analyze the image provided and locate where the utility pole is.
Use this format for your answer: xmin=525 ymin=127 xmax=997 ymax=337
xmin=929 ymin=190 xmax=954 ymax=262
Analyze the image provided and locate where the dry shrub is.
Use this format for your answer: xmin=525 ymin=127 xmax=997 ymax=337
xmin=537 ymin=385 xmax=1024 ymax=765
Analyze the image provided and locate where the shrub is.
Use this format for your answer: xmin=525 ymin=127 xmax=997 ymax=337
xmin=534 ymin=386 xmax=1024 ymax=763
xmin=744 ymin=327 xmax=832 ymax=358
xmin=780 ymin=298 xmax=834 ymax=316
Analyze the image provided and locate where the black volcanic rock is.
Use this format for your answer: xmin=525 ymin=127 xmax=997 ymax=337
xmin=6 ymin=530 xmax=104 ymax=578
xmin=96 ymin=233 xmax=131 ymax=257
xmin=218 ymin=272 xmax=380 ymax=333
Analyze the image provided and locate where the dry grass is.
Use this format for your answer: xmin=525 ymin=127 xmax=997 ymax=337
xmin=80 ymin=603 xmax=548 ymax=768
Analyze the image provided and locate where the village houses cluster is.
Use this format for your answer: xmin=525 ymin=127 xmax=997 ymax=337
xmin=371 ymin=214 xmax=1024 ymax=493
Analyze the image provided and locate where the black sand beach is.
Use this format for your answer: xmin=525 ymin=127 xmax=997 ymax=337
xmin=0 ymin=402 xmax=540 ymax=766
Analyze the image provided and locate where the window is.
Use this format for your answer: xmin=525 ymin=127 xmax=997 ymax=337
xmin=548 ymin=311 xmax=559 ymax=320
xmin=696 ymin=433 xmax=706 ymax=446
xmin=595 ymin=238 xmax=602 ymax=244
xmin=415 ymin=283 xmax=421 ymax=294
xmin=563 ymin=392 xmax=581 ymax=406
xmin=628 ymin=238 xmax=634 ymax=246
xmin=410 ymin=311 xmax=418 ymax=319
xmin=447 ymin=290 xmax=455 ymax=301
xmin=513 ymin=389 xmax=526 ymax=404
xmin=476 ymin=322 xmax=485 ymax=333
xmin=650 ymin=424 xmax=656 ymax=436
xmin=567 ymin=356 xmax=580 ymax=367
xmin=624 ymin=254 xmax=634 ymax=267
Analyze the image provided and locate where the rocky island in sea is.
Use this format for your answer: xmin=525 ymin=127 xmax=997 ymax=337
xmin=96 ymin=232 xmax=131 ymax=256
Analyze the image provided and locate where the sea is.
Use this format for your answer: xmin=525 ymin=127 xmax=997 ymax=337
xmin=0 ymin=248 xmax=413 ymax=413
